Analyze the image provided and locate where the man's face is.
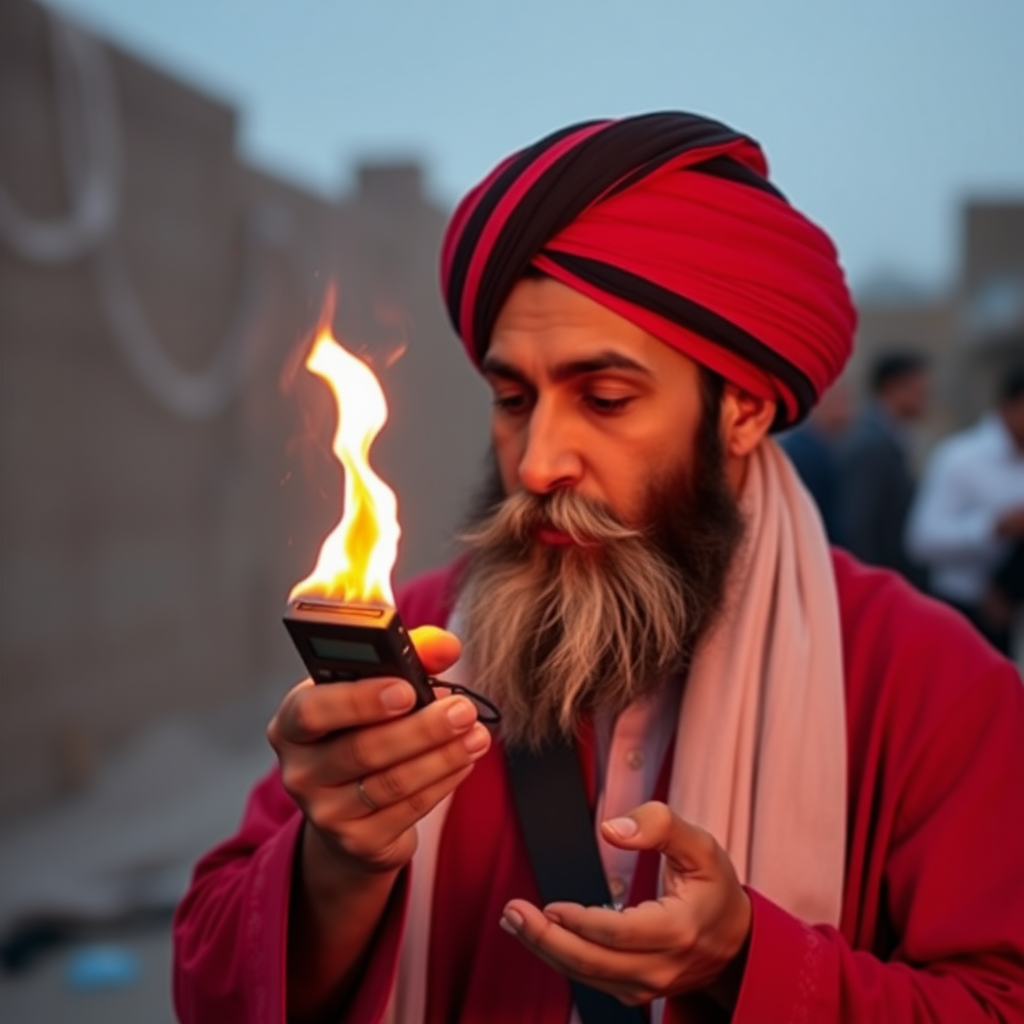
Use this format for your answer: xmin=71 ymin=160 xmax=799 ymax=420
xmin=484 ymin=276 xmax=707 ymax=529
xmin=459 ymin=276 xmax=747 ymax=748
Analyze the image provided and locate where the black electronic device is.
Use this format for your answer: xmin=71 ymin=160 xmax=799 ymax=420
xmin=283 ymin=598 xmax=436 ymax=709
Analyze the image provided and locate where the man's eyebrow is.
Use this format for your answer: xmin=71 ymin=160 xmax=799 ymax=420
xmin=481 ymin=350 xmax=653 ymax=383
xmin=480 ymin=355 xmax=528 ymax=383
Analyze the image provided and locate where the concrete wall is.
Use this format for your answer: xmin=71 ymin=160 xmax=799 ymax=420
xmin=0 ymin=0 xmax=489 ymax=818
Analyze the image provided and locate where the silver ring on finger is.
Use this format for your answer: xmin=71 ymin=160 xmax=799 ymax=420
xmin=356 ymin=777 xmax=380 ymax=813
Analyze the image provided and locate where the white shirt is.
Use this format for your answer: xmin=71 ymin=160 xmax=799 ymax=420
xmin=906 ymin=414 xmax=1024 ymax=604
xmin=594 ymin=683 xmax=681 ymax=905
xmin=567 ymin=685 xmax=680 ymax=1024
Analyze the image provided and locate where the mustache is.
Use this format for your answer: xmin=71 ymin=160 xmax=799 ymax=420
xmin=459 ymin=489 xmax=641 ymax=550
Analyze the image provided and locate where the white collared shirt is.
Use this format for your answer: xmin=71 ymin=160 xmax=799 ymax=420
xmin=567 ymin=685 xmax=680 ymax=1024
xmin=593 ymin=682 xmax=681 ymax=904
xmin=906 ymin=414 xmax=1024 ymax=603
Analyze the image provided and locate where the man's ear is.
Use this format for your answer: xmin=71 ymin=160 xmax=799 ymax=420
xmin=720 ymin=384 xmax=776 ymax=457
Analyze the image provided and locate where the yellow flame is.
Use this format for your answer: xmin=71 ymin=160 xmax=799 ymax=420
xmin=288 ymin=323 xmax=399 ymax=606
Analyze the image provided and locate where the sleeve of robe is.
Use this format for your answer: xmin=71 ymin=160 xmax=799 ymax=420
xmin=171 ymin=565 xmax=457 ymax=1024
xmin=172 ymin=767 xmax=410 ymax=1024
xmin=665 ymin=556 xmax=1024 ymax=1024
xmin=172 ymin=767 xmax=300 ymax=1024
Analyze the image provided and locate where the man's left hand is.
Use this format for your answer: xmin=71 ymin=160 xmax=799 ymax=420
xmin=499 ymin=802 xmax=751 ymax=1008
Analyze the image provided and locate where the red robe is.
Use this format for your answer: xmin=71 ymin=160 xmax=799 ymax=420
xmin=173 ymin=550 xmax=1024 ymax=1022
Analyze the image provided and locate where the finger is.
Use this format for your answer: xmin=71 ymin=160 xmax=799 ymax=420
xmin=500 ymin=900 xmax=655 ymax=993
xmin=269 ymin=674 xmax=419 ymax=745
xmin=409 ymin=626 xmax=461 ymax=675
xmin=499 ymin=901 xmax=585 ymax=975
xmin=328 ymin=763 xmax=477 ymax=868
xmin=277 ymin=694 xmax=483 ymax=796
xmin=541 ymin=899 xmax=692 ymax=953
xmin=600 ymin=802 xmax=719 ymax=874
xmin=348 ymin=721 xmax=491 ymax=815
xmin=335 ymin=695 xmax=482 ymax=779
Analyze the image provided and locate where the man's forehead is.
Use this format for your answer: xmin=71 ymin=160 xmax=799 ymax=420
xmin=485 ymin=276 xmax=671 ymax=378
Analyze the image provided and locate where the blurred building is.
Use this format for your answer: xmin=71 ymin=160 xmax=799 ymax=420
xmin=851 ymin=200 xmax=1024 ymax=445
xmin=0 ymin=0 xmax=488 ymax=818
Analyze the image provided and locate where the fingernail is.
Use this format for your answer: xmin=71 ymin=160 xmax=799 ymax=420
xmin=381 ymin=682 xmax=414 ymax=713
xmin=463 ymin=723 xmax=490 ymax=754
xmin=500 ymin=908 xmax=524 ymax=934
xmin=604 ymin=816 xmax=639 ymax=839
xmin=446 ymin=698 xmax=476 ymax=730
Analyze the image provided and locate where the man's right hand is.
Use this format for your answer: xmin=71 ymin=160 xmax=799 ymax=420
xmin=269 ymin=626 xmax=489 ymax=1022
xmin=268 ymin=626 xmax=490 ymax=877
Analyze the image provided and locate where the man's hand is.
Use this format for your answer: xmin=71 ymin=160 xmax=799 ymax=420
xmin=268 ymin=625 xmax=491 ymax=877
xmin=272 ymin=626 xmax=492 ymax=1022
xmin=498 ymin=802 xmax=751 ymax=1008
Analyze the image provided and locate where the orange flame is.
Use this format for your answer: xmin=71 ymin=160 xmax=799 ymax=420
xmin=288 ymin=320 xmax=399 ymax=607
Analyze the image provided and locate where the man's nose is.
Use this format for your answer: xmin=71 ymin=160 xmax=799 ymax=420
xmin=517 ymin=401 xmax=582 ymax=495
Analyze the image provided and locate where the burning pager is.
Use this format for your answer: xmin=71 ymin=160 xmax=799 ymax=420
xmin=283 ymin=599 xmax=436 ymax=710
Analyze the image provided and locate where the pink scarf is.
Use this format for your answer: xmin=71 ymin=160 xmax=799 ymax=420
xmin=668 ymin=440 xmax=847 ymax=924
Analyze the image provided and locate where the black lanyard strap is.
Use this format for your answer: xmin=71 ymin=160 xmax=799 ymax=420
xmin=506 ymin=739 xmax=647 ymax=1024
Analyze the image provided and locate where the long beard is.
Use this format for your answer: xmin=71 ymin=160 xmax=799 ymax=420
xmin=457 ymin=422 xmax=745 ymax=750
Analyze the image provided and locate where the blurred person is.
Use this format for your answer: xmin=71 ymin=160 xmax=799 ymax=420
xmin=836 ymin=350 xmax=929 ymax=586
xmin=173 ymin=113 xmax=1024 ymax=1024
xmin=779 ymin=379 xmax=853 ymax=539
xmin=907 ymin=365 xmax=1024 ymax=656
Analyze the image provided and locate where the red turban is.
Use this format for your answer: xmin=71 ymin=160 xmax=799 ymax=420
xmin=440 ymin=112 xmax=856 ymax=427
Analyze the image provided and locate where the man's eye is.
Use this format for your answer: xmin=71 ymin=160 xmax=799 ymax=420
xmin=586 ymin=394 xmax=633 ymax=414
xmin=493 ymin=393 xmax=529 ymax=413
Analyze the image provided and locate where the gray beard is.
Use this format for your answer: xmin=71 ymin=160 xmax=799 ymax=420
xmin=457 ymin=459 xmax=745 ymax=750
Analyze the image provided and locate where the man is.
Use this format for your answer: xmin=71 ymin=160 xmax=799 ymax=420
xmin=779 ymin=379 xmax=853 ymax=540
xmin=173 ymin=114 xmax=1024 ymax=1023
xmin=907 ymin=366 xmax=1024 ymax=656
xmin=836 ymin=350 xmax=930 ymax=585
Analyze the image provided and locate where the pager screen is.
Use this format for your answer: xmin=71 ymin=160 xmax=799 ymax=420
xmin=309 ymin=636 xmax=382 ymax=664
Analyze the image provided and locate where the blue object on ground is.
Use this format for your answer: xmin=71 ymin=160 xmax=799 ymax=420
xmin=64 ymin=945 xmax=142 ymax=990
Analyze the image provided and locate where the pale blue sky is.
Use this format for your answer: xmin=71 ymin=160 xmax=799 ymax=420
xmin=49 ymin=0 xmax=1024 ymax=292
